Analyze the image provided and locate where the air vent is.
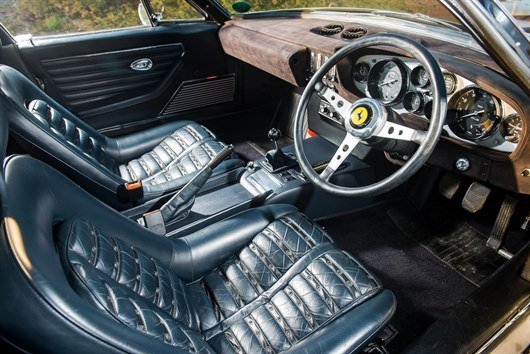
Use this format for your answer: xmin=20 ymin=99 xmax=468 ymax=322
xmin=160 ymin=75 xmax=235 ymax=117
xmin=341 ymin=27 xmax=367 ymax=40
xmin=314 ymin=24 xmax=344 ymax=36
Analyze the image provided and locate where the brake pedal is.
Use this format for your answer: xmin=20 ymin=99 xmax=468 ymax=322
xmin=439 ymin=172 xmax=462 ymax=200
xmin=462 ymin=182 xmax=490 ymax=213
xmin=487 ymin=195 xmax=518 ymax=252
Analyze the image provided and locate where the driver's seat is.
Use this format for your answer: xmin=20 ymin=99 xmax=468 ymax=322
xmin=0 ymin=153 xmax=395 ymax=353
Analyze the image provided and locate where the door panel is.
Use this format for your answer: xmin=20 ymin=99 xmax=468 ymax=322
xmin=16 ymin=24 xmax=237 ymax=131
xmin=40 ymin=43 xmax=184 ymax=116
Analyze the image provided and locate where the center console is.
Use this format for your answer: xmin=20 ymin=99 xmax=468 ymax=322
xmin=124 ymin=130 xmax=379 ymax=238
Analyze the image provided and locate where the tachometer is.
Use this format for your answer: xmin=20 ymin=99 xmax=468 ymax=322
xmin=448 ymin=88 xmax=502 ymax=141
xmin=367 ymin=59 xmax=407 ymax=104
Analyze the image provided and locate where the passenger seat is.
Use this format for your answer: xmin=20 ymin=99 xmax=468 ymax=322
xmin=0 ymin=65 xmax=243 ymax=207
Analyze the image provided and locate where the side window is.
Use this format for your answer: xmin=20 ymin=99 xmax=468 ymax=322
xmin=1 ymin=1 xmax=202 ymax=39
xmin=149 ymin=0 xmax=205 ymax=21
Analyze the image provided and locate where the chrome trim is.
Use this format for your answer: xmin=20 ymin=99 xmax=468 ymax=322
xmin=130 ymin=58 xmax=153 ymax=71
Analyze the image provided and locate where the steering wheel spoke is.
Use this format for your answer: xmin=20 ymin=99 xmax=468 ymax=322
xmin=316 ymin=83 xmax=354 ymax=120
xmin=320 ymin=133 xmax=360 ymax=181
xmin=374 ymin=121 xmax=426 ymax=144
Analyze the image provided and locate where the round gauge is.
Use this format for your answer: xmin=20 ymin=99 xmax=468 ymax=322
xmin=367 ymin=59 xmax=407 ymax=104
xmin=411 ymin=66 xmax=430 ymax=88
xmin=352 ymin=62 xmax=370 ymax=82
xmin=424 ymin=100 xmax=433 ymax=119
xmin=403 ymin=91 xmax=425 ymax=113
xmin=443 ymin=72 xmax=457 ymax=95
xmin=448 ymin=88 xmax=502 ymax=141
xmin=502 ymin=113 xmax=522 ymax=144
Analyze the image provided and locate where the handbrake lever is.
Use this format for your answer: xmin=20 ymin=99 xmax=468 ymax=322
xmin=140 ymin=144 xmax=234 ymax=235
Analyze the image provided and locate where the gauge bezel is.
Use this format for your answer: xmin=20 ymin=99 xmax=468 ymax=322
xmin=403 ymin=91 xmax=425 ymax=113
xmin=351 ymin=62 xmax=371 ymax=83
xmin=411 ymin=66 xmax=430 ymax=88
xmin=443 ymin=72 xmax=458 ymax=95
xmin=447 ymin=87 xmax=503 ymax=141
xmin=501 ymin=113 xmax=522 ymax=144
xmin=366 ymin=59 xmax=408 ymax=105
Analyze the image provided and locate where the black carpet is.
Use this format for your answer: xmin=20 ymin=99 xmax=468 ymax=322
xmin=387 ymin=205 xmax=506 ymax=286
xmin=320 ymin=202 xmax=477 ymax=352
xmin=234 ymin=136 xmax=294 ymax=163
xmin=233 ymin=141 xmax=263 ymax=162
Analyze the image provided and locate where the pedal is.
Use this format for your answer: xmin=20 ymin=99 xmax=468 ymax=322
xmin=439 ymin=172 xmax=462 ymax=200
xmin=487 ymin=195 xmax=518 ymax=251
xmin=462 ymin=182 xmax=491 ymax=213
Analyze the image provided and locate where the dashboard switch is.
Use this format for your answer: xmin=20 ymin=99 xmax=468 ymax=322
xmin=455 ymin=157 xmax=470 ymax=172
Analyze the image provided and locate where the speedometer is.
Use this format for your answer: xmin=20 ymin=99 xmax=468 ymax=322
xmin=448 ymin=88 xmax=502 ymax=141
xmin=367 ymin=59 xmax=407 ymax=104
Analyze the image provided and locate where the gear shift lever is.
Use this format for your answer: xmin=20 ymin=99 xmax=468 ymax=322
xmin=264 ymin=128 xmax=297 ymax=172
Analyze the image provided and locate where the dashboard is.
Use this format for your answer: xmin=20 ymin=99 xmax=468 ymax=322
xmin=218 ymin=15 xmax=530 ymax=194
xmin=347 ymin=55 xmax=522 ymax=153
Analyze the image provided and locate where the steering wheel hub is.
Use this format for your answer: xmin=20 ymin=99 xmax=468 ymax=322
xmin=346 ymin=98 xmax=387 ymax=139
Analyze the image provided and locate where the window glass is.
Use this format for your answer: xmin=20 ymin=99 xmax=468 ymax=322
xmin=150 ymin=0 xmax=204 ymax=21
xmin=217 ymin=0 xmax=457 ymax=22
xmin=0 ymin=0 xmax=201 ymax=38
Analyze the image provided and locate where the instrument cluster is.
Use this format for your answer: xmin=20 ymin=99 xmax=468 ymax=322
xmin=350 ymin=55 xmax=522 ymax=153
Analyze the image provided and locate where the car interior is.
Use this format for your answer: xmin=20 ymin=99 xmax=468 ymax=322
xmin=0 ymin=0 xmax=528 ymax=353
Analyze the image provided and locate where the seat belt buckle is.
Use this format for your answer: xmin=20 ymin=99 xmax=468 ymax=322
xmin=138 ymin=209 xmax=166 ymax=235
xmin=117 ymin=180 xmax=144 ymax=203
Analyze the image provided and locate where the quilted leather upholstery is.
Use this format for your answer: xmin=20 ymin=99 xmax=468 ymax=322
xmin=28 ymin=99 xmax=116 ymax=172
xmin=1 ymin=64 xmax=243 ymax=205
xmin=119 ymin=122 xmax=228 ymax=186
xmin=63 ymin=211 xmax=384 ymax=353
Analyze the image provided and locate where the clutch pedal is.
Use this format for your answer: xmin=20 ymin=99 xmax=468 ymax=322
xmin=462 ymin=182 xmax=490 ymax=213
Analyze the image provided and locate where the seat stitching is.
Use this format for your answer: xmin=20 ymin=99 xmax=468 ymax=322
xmin=151 ymin=258 xmax=162 ymax=307
xmin=130 ymin=247 xmax=141 ymax=293
xmin=264 ymin=300 xmax=295 ymax=346
xmin=110 ymin=237 xmax=121 ymax=282
xmin=284 ymin=284 xmax=317 ymax=328
xmin=234 ymin=259 xmax=264 ymax=294
xmin=244 ymin=314 xmax=276 ymax=354
xmin=249 ymin=242 xmax=281 ymax=280
xmin=223 ymin=328 xmax=245 ymax=354
xmin=323 ymin=254 xmax=360 ymax=297
xmin=217 ymin=268 xmax=246 ymax=308
xmin=263 ymin=228 xmax=295 ymax=263
xmin=279 ymin=217 xmax=314 ymax=248
xmin=301 ymin=267 xmax=339 ymax=313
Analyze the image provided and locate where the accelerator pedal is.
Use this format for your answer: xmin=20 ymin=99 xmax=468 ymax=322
xmin=439 ymin=172 xmax=462 ymax=200
xmin=462 ymin=182 xmax=491 ymax=213
xmin=487 ymin=195 xmax=518 ymax=254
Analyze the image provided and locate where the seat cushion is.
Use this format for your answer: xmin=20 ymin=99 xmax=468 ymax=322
xmin=60 ymin=208 xmax=394 ymax=353
xmin=118 ymin=122 xmax=242 ymax=194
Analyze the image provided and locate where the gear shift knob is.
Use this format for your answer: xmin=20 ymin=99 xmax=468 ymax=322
xmin=268 ymin=128 xmax=282 ymax=151
xmin=268 ymin=128 xmax=282 ymax=142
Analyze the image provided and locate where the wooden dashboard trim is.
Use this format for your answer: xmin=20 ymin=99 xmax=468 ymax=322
xmin=218 ymin=18 xmax=530 ymax=194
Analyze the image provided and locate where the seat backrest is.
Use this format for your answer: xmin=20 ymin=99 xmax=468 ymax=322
xmin=0 ymin=65 xmax=125 ymax=202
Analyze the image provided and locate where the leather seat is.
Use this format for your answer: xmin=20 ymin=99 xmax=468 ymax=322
xmin=0 ymin=153 xmax=396 ymax=353
xmin=0 ymin=65 xmax=243 ymax=207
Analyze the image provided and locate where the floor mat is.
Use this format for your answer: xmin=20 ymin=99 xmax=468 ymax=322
xmin=387 ymin=204 xmax=506 ymax=286
xmin=320 ymin=202 xmax=477 ymax=352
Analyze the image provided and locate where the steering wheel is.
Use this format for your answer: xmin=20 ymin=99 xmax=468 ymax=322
xmin=293 ymin=34 xmax=447 ymax=197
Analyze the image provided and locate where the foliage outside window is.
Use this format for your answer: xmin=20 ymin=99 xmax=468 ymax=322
xmin=0 ymin=0 xmax=201 ymax=38
xmin=216 ymin=0 xmax=457 ymax=22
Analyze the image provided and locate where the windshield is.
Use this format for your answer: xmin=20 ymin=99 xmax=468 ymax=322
xmin=218 ymin=0 xmax=458 ymax=22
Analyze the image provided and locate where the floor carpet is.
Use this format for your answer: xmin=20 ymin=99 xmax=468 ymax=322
xmin=320 ymin=201 xmax=478 ymax=352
